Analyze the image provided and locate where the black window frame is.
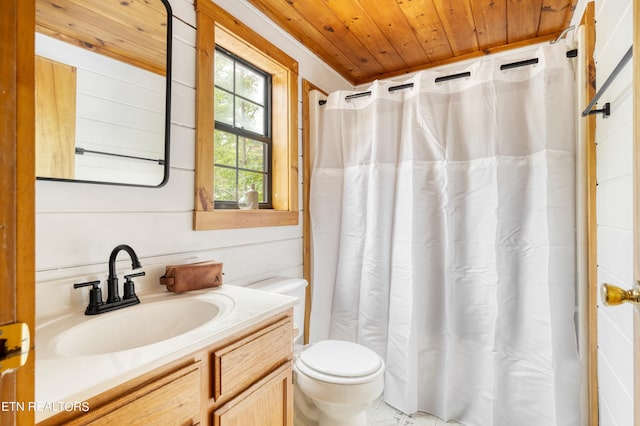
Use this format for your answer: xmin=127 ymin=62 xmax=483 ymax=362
xmin=213 ymin=46 xmax=273 ymax=209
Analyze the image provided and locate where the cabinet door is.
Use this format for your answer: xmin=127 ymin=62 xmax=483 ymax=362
xmin=213 ymin=361 xmax=293 ymax=426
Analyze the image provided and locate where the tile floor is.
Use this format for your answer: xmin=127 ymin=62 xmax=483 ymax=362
xmin=367 ymin=397 xmax=464 ymax=426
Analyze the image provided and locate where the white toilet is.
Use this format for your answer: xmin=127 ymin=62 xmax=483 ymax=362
xmin=246 ymin=277 xmax=385 ymax=426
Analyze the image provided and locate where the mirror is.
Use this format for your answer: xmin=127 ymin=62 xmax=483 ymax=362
xmin=34 ymin=0 xmax=172 ymax=187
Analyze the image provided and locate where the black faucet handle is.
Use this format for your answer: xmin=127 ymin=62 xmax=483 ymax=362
xmin=124 ymin=271 xmax=146 ymax=280
xmin=123 ymin=272 xmax=144 ymax=301
xmin=74 ymin=280 xmax=104 ymax=313
xmin=73 ymin=280 xmax=101 ymax=289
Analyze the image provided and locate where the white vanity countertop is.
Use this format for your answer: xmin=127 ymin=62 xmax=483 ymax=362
xmin=35 ymin=285 xmax=297 ymax=423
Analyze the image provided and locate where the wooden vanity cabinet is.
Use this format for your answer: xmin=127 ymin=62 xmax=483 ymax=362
xmin=38 ymin=310 xmax=294 ymax=426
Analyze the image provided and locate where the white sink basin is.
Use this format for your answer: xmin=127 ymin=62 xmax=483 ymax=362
xmin=37 ymin=294 xmax=234 ymax=358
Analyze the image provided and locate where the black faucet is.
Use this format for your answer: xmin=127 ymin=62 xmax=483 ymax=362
xmin=107 ymin=244 xmax=142 ymax=303
xmin=74 ymin=244 xmax=145 ymax=315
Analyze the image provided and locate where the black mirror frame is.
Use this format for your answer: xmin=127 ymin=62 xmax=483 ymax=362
xmin=36 ymin=0 xmax=173 ymax=188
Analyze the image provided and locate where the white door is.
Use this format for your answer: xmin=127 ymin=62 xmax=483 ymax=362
xmin=594 ymin=84 xmax=637 ymax=424
xmin=633 ymin=2 xmax=639 ymax=420
xmin=593 ymin=1 xmax=638 ymax=425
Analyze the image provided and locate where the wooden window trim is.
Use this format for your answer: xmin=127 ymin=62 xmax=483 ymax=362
xmin=194 ymin=0 xmax=298 ymax=230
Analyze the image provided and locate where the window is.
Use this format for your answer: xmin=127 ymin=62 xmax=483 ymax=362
xmin=214 ymin=47 xmax=272 ymax=208
xmin=194 ymin=0 xmax=298 ymax=230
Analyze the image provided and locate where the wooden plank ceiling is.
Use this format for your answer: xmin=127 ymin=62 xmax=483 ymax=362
xmin=247 ymin=0 xmax=577 ymax=85
xmin=35 ymin=0 xmax=169 ymax=75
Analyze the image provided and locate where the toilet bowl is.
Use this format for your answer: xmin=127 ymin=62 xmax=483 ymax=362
xmin=245 ymin=278 xmax=385 ymax=426
xmin=293 ymin=339 xmax=384 ymax=426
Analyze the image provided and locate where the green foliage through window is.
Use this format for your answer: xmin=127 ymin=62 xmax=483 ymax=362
xmin=214 ymin=47 xmax=271 ymax=207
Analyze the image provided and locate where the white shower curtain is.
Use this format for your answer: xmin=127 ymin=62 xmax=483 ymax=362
xmin=309 ymin=43 xmax=580 ymax=426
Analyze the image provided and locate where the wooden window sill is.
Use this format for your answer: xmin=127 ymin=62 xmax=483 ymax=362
xmin=194 ymin=209 xmax=298 ymax=230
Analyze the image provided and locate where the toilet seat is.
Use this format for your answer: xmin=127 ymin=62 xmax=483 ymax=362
xmin=295 ymin=340 xmax=384 ymax=385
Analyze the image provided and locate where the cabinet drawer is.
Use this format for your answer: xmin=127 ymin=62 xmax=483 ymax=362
xmin=212 ymin=317 xmax=292 ymax=400
xmin=83 ymin=362 xmax=201 ymax=426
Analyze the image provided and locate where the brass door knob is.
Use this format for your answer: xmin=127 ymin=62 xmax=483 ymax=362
xmin=600 ymin=283 xmax=640 ymax=306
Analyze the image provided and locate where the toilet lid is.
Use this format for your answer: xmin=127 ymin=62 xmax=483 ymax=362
xmin=298 ymin=340 xmax=382 ymax=378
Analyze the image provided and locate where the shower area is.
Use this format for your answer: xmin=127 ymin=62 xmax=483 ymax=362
xmin=306 ymin=40 xmax=585 ymax=426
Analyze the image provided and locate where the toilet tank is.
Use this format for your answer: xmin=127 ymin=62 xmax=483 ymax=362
xmin=246 ymin=277 xmax=308 ymax=343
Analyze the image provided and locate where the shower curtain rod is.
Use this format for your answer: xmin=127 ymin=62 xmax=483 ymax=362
xmin=319 ymin=52 xmax=574 ymax=105
xmin=550 ymin=25 xmax=575 ymax=44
